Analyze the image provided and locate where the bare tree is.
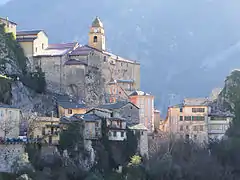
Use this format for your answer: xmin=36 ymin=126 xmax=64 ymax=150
xmin=0 ymin=114 xmax=19 ymax=139
xmin=21 ymin=112 xmax=40 ymax=139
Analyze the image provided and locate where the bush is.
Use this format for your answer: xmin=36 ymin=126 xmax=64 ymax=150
xmin=20 ymin=67 xmax=46 ymax=93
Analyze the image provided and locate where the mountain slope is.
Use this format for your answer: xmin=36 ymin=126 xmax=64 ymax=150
xmin=1 ymin=0 xmax=240 ymax=113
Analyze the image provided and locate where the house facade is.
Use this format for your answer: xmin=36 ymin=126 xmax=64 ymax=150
xmin=32 ymin=117 xmax=60 ymax=145
xmin=166 ymin=98 xmax=209 ymax=144
xmin=57 ymin=99 xmax=87 ymax=118
xmin=107 ymin=117 xmax=127 ymax=141
xmin=129 ymin=91 xmax=155 ymax=133
xmin=207 ymin=113 xmax=232 ymax=140
xmin=97 ymin=101 xmax=140 ymax=125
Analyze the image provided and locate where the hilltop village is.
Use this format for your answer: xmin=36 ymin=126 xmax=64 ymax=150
xmin=0 ymin=16 xmax=236 ymax=173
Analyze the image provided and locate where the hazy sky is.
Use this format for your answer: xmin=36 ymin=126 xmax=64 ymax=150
xmin=0 ymin=0 xmax=10 ymax=5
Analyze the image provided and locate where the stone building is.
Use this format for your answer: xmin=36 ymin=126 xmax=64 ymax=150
xmin=97 ymin=101 xmax=140 ymax=125
xmin=0 ymin=17 xmax=17 ymax=39
xmin=129 ymin=91 xmax=155 ymax=133
xmin=165 ymin=98 xmax=209 ymax=144
xmin=129 ymin=123 xmax=149 ymax=158
xmin=16 ymin=17 xmax=140 ymax=106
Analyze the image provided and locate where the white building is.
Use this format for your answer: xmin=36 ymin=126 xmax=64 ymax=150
xmin=207 ymin=111 xmax=234 ymax=140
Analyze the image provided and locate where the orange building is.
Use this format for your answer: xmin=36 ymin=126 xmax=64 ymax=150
xmin=129 ymin=91 xmax=154 ymax=133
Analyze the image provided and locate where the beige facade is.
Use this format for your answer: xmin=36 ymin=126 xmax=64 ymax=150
xmin=166 ymin=98 xmax=209 ymax=144
xmin=0 ymin=17 xmax=17 ymax=39
xmin=154 ymin=109 xmax=161 ymax=131
xmin=130 ymin=91 xmax=155 ymax=133
xmin=0 ymin=105 xmax=20 ymax=139
xmin=32 ymin=117 xmax=60 ymax=145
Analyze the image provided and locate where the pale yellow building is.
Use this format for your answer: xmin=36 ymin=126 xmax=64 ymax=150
xmin=57 ymin=100 xmax=87 ymax=118
xmin=32 ymin=117 xmax=60 ymax=145
xmin=0 ymin=104 xmax=20 ymax=139
xmin=0 ymin=17 xmax=17 ymax=39
xmin=166 ymin=98 xmax=209 ymax=144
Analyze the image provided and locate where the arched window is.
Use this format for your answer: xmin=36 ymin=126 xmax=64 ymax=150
xmin=93 ymin=36 xmax=98 ymax=42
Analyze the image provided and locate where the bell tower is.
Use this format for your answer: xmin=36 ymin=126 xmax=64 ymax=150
xmin=88 ymin=16 xmax=106 ymax=51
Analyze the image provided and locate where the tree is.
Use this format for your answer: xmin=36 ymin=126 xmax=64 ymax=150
xmin=21 ymin=112 xmax=40 ymax=139
xmin=0 ymin=111 xmax=19 ymax=139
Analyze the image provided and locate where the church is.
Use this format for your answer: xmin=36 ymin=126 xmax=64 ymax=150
xmin=15 ymin=17 xmax=141 ymax=105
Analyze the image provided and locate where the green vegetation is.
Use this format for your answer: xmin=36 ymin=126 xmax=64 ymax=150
xmin=0 ymin=77 xmax=12 ymax=104
xmin=0 ymin=25 xmax=46 ymax=100
xmin=20 ymin=67 xmax=46 ymax=93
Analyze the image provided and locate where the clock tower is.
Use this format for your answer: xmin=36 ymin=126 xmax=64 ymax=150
xmin=88 ymin=16 xmax=106 ymax=51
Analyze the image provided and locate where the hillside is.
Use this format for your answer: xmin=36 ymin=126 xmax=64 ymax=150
xmin=0 ymin=25 xmax=56 ymax=116
xmin=1 ymin=0 xmax=240 ymax=112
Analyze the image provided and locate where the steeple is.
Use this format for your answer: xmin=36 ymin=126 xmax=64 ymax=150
xmin=92 ymin=16 xmax=103 ymax=28
xmin=88 ymin=16 xmax=106 ymax=51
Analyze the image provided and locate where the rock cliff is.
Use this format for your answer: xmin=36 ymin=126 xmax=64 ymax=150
xmin=0 ymin=25 xmax=56 ymax=115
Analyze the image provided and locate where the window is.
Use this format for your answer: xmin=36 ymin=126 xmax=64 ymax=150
xmin=121 ymin=132 xmax=124 ymax=137
xmin=210 ymin=116 xmax=227 ymax=121
xmin=200 ymin=125 xmax=204 ymax=131
xmin=93 ymin=36 xmax=98 ymax=42
xmin=179 ymin=116 xmax=183 ymax=121
xmin=180 ymin=125 xmax=183 ymax=131
xmin=68 ymin=109 xmax=73 ymax=114
xmin=186 ymin=126 xmax=189 ymax=130
xmin=185 ymin=134 xmax=190 ymax=140
xmin=42 ymin=127 xmax=46 ymax=135
xmin=193 ymin=126 xmax=197 ymax=131
xmin=113 ymin=131 xmax=117 ymax=137
xmin=35 ymin=47 xmax=38 ymax=53
xmin=180 ymin=108 xmax=183 ymax=112
xmin=130 ymin=106 xmax=133 ymax=109
xmin=192 ymin=108 xmax=205 ymax=113
xmin=42 ymin=43 xmax=44 ymax=49
xmin=111 ymin=112 xmax=113 ymax=117
xmin=121 ymin=63 xmax=123 ymax=66
xmin=96 ymin=122 xmax=99 ymax=128
xmin=192 ymin=116 xmax=205 ymax=121
xmin=103 ymin=56 xmax=107 ymax=62
xmin=184 ymin=116 xmax=191 ymax=121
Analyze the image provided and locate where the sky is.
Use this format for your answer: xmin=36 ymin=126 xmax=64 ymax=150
xmin=0 ymin=0 xmax=9 ymax=5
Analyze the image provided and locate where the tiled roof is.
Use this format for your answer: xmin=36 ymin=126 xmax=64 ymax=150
xmin=48 ymin=42 xmax=78 ymax=49
xmin=129 ymin=90 xmax=150 ymax=96
xmin=128 ymin=123 xmax=148 ymax=130
xmin=70 ymin=46 xmax=92 ymax=56
xmin=60 ymin=114 xmax=101 ymax=123
xmin=0 ymin=17 xmax=17 ymax=25
xmin=183 ymin=98 xmax=209 ymax=106
xmin=17 ymin=37 xmax=37 ymax=42
xmin=58 ymin=100 xmax=86 ymax=109
xmin=64 ymin=59 xmax=87 ymax=66
xmin=34 ymin=48 xmax=71 ymax=57
xmin=86 ymin=108 xmax=112 ymax=114
xmin=108 ymin=117 xmax=126 ymax=121
xmin=98 ymin=101 xmax=139 ymax=110
xmin=70 ymin=45 xmax=140 ymax=65
xmin=73 ymin=114 xmax=101 ymax=122
xmin=17 ymin=30 xmax=43 ymax=36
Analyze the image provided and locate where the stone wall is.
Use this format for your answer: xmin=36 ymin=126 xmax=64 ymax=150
xmin=63 ymin=64 xmax=86 ymax=99
xmin=0 ymin=144 xmax=25 ymax=172
xmin=119 ymin=104 xmax=140 ymax=125
xmin=139 ymin=130 xmax=148 ymax=158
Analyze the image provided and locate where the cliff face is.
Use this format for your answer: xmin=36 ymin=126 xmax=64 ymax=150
xmin=215 ymin=70 xmax=240 ymax=113
xmin=0 ymin=25 xmax=56 ymax=115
